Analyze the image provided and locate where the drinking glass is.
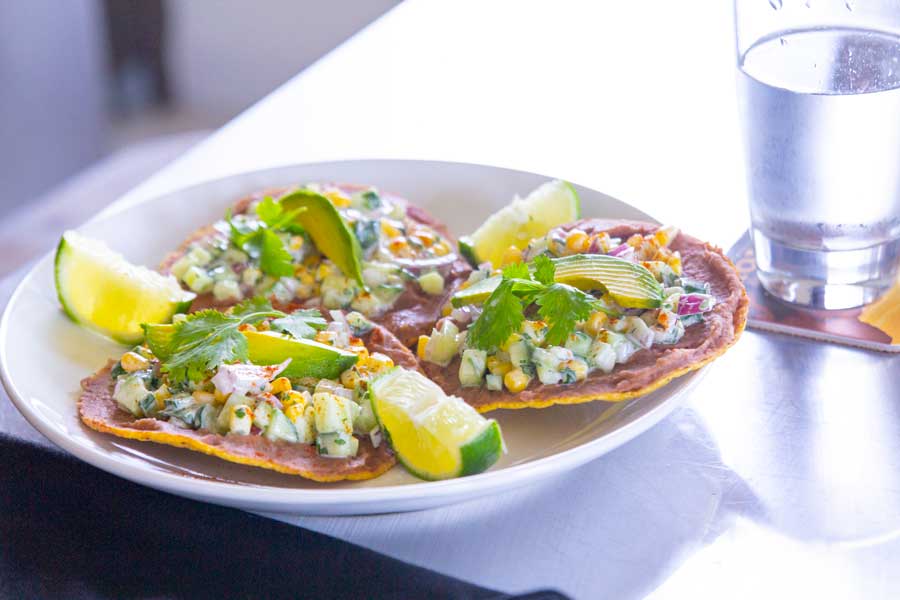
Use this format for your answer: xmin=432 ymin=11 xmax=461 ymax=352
xmin=735 ymin=0 xmax=900 ymax=309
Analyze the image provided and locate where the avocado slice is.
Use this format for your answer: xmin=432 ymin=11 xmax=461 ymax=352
xmin=451 ymin=254 xmax=664 ymax=309
xmin=278 ymin=189 xmax=366 ymax=287
xmin=142 ymin=325 xmax=359 ymax=380
xmin=243 ymin=330 xmax=358 ymax=379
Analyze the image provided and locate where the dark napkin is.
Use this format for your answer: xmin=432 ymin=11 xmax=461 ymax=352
xmin=0 ymin=435 xmax=569 ymax=600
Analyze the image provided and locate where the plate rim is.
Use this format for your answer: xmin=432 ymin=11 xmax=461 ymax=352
xmin=0 ymin=158 xmax=702 ymax=513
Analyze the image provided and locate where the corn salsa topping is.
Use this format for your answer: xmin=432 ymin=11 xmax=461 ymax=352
xmin=111 ymin=308 xmax=391 ymax=458
xmin=419 ymin=226 xmax=716 ymax=393
xmin=170 ymin=184 xmax=455 ymax=316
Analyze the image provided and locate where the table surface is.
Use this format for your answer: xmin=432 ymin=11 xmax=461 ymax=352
xmin=4 ymin=1 xmax=900 ymax=598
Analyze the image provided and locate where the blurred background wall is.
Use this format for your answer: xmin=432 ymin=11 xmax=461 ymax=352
xmin=0 ymin=0 xmax=397 ymax=220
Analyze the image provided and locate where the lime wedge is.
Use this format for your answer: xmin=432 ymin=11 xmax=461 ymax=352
xmin=370 ymin=368 xmax=504 ymax=480
xmin=55 ymin=231 xmax=195 ymax=344
xmin=459 ymin=179 xmax=580 ymax=268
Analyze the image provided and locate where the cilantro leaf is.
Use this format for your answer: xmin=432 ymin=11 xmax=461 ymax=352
xmin=271 ymin=309 xmax=327 ymax=340
xmin=501 ymin=262 xmax=530 ymax=280
xmin=255 ymin=196 xmax=305 ymax=231
xmin=253 ymin=229 xmax=295 ymax=277
xmin=160 ymin=303 xmax=284 ymax=383
xmin=466 ymin=279 xmax=525 ymax=351
xmin=535 ymin=283 xmax=596 ymax=346
xmin=231 ymin=296 xmax=278 ymax=317
xmin=533 ymin=254 xmax=556 ymax=286
xmin=225 ymin=203 xmax=300 ymax=277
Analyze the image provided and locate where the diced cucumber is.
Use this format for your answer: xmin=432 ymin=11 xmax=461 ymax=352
xmin=316 ymin=431 xmax=359 ymax=458
xmin=113 ymin=374 xmax=151 ymax=416
xmin=138 ymin=393 xmax=157 ymax=418
xmin=290 ymin=407 xmax=316 ymax=444
xmin=213 ymin=279 xmax=241 ymax=302
xmin=265 ymin=408 xmax=299 ymax=443
xmin=198 ymin=403 xmax=218 ymax=432
xmin=615 ymin=316 xmax=654 ymax=349
xmin=521 ymin=321 xmax=546 ymax=345
xmin=354 ymin=395 xmax=378 ymax=434
xmin=424 ymin=320 xmax=461 ymax=367
xmin=217 ymin=393 xmax=251 ymax=431
xmin=565 ymin=331 xmax=592 ymax=357
xmin=183 ymin=266 xmax=213 ymax=294
xmin=418 ymin=271 xmax=445 ymax=295
xmin=228 ymin=404 xmax=253 ymax=435
xmin=345 ymin=311 xmax=375 ymax=336
xmin=680 ymin=313 xmax=705 ymax=327
xmin=588 ymin=340 xmax=617 ymax=373
xmin=654 ymin=318 xmax=685 ymax=345
xmin=508 ymin=339 xmax=532 ymax=370
xmin=459 ymin=349 xmax=487 ymax=387
xmin=187 ymin=247 xmax=213 ymax=267
xmin=485 ymin=374 xmax=503 ymax=391
xmin=533 ymin=347 xmax=567 ymax=385
xmin=313 ymin=392 xmax=354 ymax=434
xmin=253 ymin=401 xmax=274 ymax=429
xmin=679 ymin=277 xmax=711 ymax=294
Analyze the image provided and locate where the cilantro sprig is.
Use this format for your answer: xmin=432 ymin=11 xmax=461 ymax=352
xmin=226 ymin=197 xmax=306 ymax=277
xmin=466 ymin=255 xmax=599 ymax=350
xmin=143 ymin=298 xmax=327 ymax=383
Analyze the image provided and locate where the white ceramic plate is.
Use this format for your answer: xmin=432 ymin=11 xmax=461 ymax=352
xmin=0 ymin=160 xmax=702 ymax=515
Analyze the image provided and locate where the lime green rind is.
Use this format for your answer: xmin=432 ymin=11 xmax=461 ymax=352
xmin=54 ymin=236 xmax=79 ymax=326
xmin=564 ymin=181 xmax=582 ymax=220
xmin=459 ymin=420 xmax=503 ymax=477
xmin=458 ymin=237 xmax=479 ymax=268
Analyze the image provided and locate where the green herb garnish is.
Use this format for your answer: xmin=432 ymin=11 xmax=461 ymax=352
xmin=270 ymin=309 xmax=327 ymax=340
xmin=467 ymin=256 xmax=600 ymax=350
xmin=226 ymin=196 xmax=306 ymax=277
xmin=147 ymin=298 xmax=285 ymax=383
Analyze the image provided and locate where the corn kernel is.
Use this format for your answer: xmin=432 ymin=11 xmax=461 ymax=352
xmin=324 ymin=190 xmax=352 ymax=208
xmin=120 ymin=351 xmax=149 ymax=373
xmin=627 ymin=234 xmax=643 ymax=248
xmin=501 ymin=245 xmax=523 ymax=266
xmin=316 ymin=263 xmax=333 ymax=280
xmin=565 ymin=230 xmax=590 ymax=253
xmin=340 ymin=368 xmax=362 ymax=390
xmin=367 ymin=352 xmax=394 ymax=371
xmin=501 ymin=333 xmax=522 ymax=352
xmin=486 ymin=356 xmax=513 ymax=377
xmin=388 ymin=238 xmax=408 ymax=254
xmin=192 ymin=390 xmax=216 ymax=404
xmin=270 ymin=377 xmax=291 ymax=395
xmin=504 ymin=368 xmax=531 ymax=393
xmin=315 ymin=330 xmax=337 ymax=345
xmin=289 ymin=236 xmax=305 ymax=251
xmin=285 ymin=404 xmax=305 ymax=422
xmin=348 ymin=343 xmax=369 ymax=360
xmin=282 ymin=390 xmax=308 ymax=409
xmin=667 ymin=253 xmax=682 ymax=275
xmin=413 ymin=229 xmax=435 ymax=247
xmin=432 ymin=241 xmax=450 ymax=256
xmin=584 ymin=311 xmax=608 ymax=336
xmin=155 ymin=385 xmax=171 ymax=409
xmin=441 ymin=304 xmax=452 ymax=317
xmin=417 ymin=335 xmax=430 ymax=360
xmin=381 ymin=219 xmax=402 ymax=238
xmin=564 ymin=359 xmax=589 ymax=381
